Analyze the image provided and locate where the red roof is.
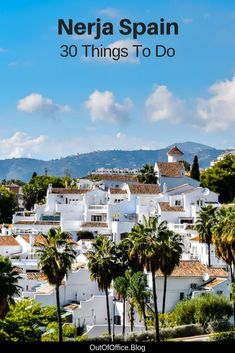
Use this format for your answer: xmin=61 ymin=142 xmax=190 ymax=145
xmin=167 ymin=146 xmax=184 ymax=156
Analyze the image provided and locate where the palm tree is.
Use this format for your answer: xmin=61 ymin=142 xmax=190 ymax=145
xmin=87 ymin=235 xmax=117 ymax=337
xmin=212 ymin=206 xmax=235 ymax=325
xmin=127 ymin=216 xmax=168 ymax=342
xmin=0 ymin=255 xmax=21 ymax=319
xmin=113 ymin=274 xmax=129 ymax=338
xmin=127 ymin=271 xmax=150 ymax=331
xmin=159 ymin=230 xmax=183 ymax=314
xmin=137 ymin=164 xmax=158 ymax=184
xmin=196 ymin=205 xmax=216 ymax=267
xmin=36 ymin=227 xmax=76 ymax=342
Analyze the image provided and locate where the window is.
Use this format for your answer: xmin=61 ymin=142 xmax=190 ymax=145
xmin=91 ymin=215 xmax=102 ymax=222
xmin=180 ymin=292 xmax=185 ymax=300
xmin=175 ymin=200 xmax=181 ymax=206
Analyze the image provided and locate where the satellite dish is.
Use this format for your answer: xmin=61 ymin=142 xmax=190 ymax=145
xmin=202 ymin=188 xmax=210 ymax=196
xmin=203 ymin=272 xmax=209 ymax=281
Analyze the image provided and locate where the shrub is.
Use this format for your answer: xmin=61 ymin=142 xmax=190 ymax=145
xmin=206 ymin=319 xmax=233 ymax=333
xmin=127 ymin=331 xmax=155 ymax=342
xmin=209 ymin=330 xmax=235 ymax=342
xmin=160 ymin=324 xmax=204 ymax=339
xmin=172 ymin=294 xmax=232 ymax=327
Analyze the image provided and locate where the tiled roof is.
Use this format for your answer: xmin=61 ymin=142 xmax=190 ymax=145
xmin=109 ymin=188 xmax=127 ymax=194
xmin=0 ymin=236 xmax=20 ymax=246
xmin=191 ymin=235 xmax=200 ymax=241
xmin=26 ymin=272 xmax=47 ymax=281
xmin=157 ymin=162 xmax=184 ymax=177
xmin=202 ymin=278 xmax=227 ymax=289
xmin=64 ymin=303 xmax=80 ymax=311
xmin=51 ymin=188 xmax=90 ymax=194
xmin=14 ymin=221 xmax=60 ymax=225
xmin=159 ymin=202 xmax=184 ymax=212
xmin=167 ymin=146 xmax=184 ymax=156
xmin=81 ymin=222 xmax=108 ymax=228
xmin=84 ymin=174 xmax=137 ymax=181
xmin=21 ymin=234 xmax=77 ymax=246
xmin=128 ymin=184 xmax=160 ymax=194
xmin=156 ymin=261 xmax=228 ymax=278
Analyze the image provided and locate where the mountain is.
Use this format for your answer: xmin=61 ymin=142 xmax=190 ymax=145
xmin=0 ymin=142 xmax=228 ymax=182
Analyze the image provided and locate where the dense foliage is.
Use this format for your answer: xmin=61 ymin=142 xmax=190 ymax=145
xmin=171 ymin=294 xmax=232 ymax=327
xmin=0 ymin=186 xmax=17 ymax=223
xmin=137 ymin=164 xmax=158 ymax=184
xmin=190 ymin=155 xmax=200 ymax=181
xmin=200 ymin=154 xmax=235 ymax=203
xmin=0 ymin=299 xmax=57 ymax=342
xmin=22 ymin=175 xmax=76 ymax=210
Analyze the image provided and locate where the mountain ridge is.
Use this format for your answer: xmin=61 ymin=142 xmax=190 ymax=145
xmin=0 ymin=142 xmax=228 ymax=182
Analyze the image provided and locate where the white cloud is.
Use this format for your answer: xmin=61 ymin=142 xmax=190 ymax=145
xmin=197 ymin=76 xmax=235 ymax=132
xmin=99 ymin=7 xmax=122 ymax=18
xmin=116 ymin=132 xmax=126 ymax=139
xmin=0 ymin=132 xmax=48 ymax=159
xmin=182 ymin=18 xmax=193 ymax=24
xmin=17 ymin=93 xmax=71 ymax=114
xmin=81 ymin=39 xmax=140 ymax=64
xmin=85 ymin=90 xmax=132 ymax=124
xmin=0 ymin=47 xmax=7 ymax=53
xmin=145 ymin=85 xmax=187 ymax=123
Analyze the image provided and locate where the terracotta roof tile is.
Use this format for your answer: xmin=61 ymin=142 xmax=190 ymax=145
xmin=109 ymin=188 xmax=127 ymax=194
xmin=167 ymin=146 xmax=184 ymax=156
xmin=26 ymin=272 xmax=47 ymax=281
xmin=202 ymin=278 xmax=227 ymax=289
xmin=159 ymin=202 xmax=184 ymax=212
xmin=156 ymin=261 xmax=228 ymax=278
xmin=84 ymin=174 xmax=137 ymax=182
xmin=157 ymin=162 xmax=184 ymax=177
xmin=81 ymin=222 xmax=108 ymax=228
xmin=128 ymin=184 xmax=160 ymax=194
xmin=51 ymin=188 xmax=90 ymax=194
xmin=0 ymin=236 xmax=20 ymax=246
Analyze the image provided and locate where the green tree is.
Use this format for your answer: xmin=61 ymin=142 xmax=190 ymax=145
xmin=127 ymin=272 xmax=150 ymax=331
xmin=200 ymin=154 xmax=235 ymax=203
xmin=87 ymin=235 xmax=117 ymax=337
xmin=126 ymin=217 xmax=168 ymax=342
xmin=0 ymin=186 xmax=17 ymax=223
xmin=0 ymin=299 xmax=57 ymax=342
xmin=22 ymin=175 xmax=73 ymax=210
xmin=196 ymin=205 xmax=216 ymax=268
xmin=212 ymin=206 xmax=235 ymax=325
xmin=36 ymin=228 xmax=76 ymax=343
xmin=113 ymin=274 xmax=129 ymax=338
xmin=159 ymin=230 xmax=183 ymax=314
xmin=0 ymin=256 xmax=21 ymax=319
xmin=137 ymin=164 xmax=158 ymax=184
xmin=190 ymin=155 xmax=200 ymax=181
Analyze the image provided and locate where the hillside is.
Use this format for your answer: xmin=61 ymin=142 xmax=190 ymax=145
xmin=0 ymin=142 xmax=227 ymax=182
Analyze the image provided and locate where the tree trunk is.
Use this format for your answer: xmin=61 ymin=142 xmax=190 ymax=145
xmin=208 ymin=243 xmax=211 ymax=268
xmin=143 ymin=304 xmax=148 ymax=331
xmin=231 ymin=262 xmax=235 ymax=327
xmin=122 ymin=297 xmax=126 ymax=339
xmin=55 ymin=284 xmax=63 ymax=343
xmin=130 ymin=304 xmax=134 ymax=332
xmin=105 ymin=286 xmax=111 ymax=336
xmin=151 ymin=264 xmax=160 ymax=343
xmin=162 ymin=274 xmax=167 ymax=315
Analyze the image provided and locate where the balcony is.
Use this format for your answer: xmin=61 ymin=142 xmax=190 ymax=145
xmin=88 ymin=205 xmax=108 ymax=210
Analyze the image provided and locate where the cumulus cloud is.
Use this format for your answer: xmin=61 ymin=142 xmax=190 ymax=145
xmin=146 ymin=85 xmax=187 ymax=123
xmin=0 ymin=132 xmax=48 ymax=159
xmin=85 ymin=90 xmax=132 ymax=124
xmin=197 ymin=76 xmax=235 ymax=132
xmin=99 ymin=7 xmax=122 ymax=18
xmin=17 ymin=93 xmax=71 ymax=115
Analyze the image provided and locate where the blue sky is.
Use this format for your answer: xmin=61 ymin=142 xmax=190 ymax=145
xmin=1 ymin=0 xmax=235 ymax=160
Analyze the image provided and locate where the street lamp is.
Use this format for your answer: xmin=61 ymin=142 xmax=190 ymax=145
xmin=112 ymin=297 xmax=117 ymax=342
